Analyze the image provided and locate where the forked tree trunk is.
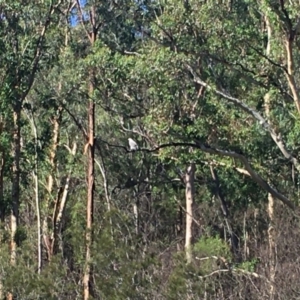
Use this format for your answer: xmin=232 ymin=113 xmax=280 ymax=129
xmin=185 ymin=163 xmax=196 ymax=264
xmin=51 ymin=141 xmax=77 ymax=254
xmin=43 ymin=107 xmax=62 ymax=261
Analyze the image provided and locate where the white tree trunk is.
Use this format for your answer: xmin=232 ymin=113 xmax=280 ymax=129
xmin=264 ymin=14 xmax=276 ymax=299
xmin=185 ymin=163 xmax=196 ymax=264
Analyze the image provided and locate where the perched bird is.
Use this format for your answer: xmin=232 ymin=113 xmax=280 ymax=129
xmin=128 ymin=138 xmax=138 ymax=151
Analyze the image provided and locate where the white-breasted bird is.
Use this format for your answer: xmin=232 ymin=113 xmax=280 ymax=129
xmin=128 ymin=138 xmax=138 ymax=151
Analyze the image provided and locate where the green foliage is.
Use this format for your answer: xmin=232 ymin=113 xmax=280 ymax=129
xmin=0 ymin=0 xmax=300 ymax=298
xmin=238 ymin=258 xmax=259 ymax=272
xmin=194 ymin=236 xmax=232 ymax=259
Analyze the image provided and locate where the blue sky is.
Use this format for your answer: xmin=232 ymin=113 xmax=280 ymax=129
xmin=70 ymin=0 xmax=87 ymax=26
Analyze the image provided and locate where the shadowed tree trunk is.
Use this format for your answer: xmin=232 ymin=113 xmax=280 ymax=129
xmin=210 ymin=166 xmax=238 ymax=257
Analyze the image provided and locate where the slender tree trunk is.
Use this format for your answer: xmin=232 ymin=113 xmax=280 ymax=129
xmin=8 ymin=107 xmax=21 ymax=300
xmin=176 ymin=204 xmax=183 ymax=251
xmin=51 ymin=141 xmax=77 ymax=254
xmin=83 ymin=22 xmax=96 ymax=296
xmin=75 ymin=2 xmax=98 ymax=297
xmin=0 ymin=153 xmax=5 ymax=223
xmin=264 ymin=14 xmax=276 ymax=299
xmin=83 ymin=81 xmax=95 ymax=300
xmin=243 ymin=212 xmax=249 ymax=260
xmin=28 ymin=112 xmax=42 ymax=273
xmin=133 ymin=192 xmax=139 ymax=235
xmin=43 ymin=108 xmax=62 ymax=261
xmin=95 ymin=158 xmax=113 ymax=239
xmin=185 ymin=163 xmax=196 ymax=264
xmin=0 ymin=152 xmax=4 ymax=300
xmin=267 ymin=193 xmax=275 ymax=297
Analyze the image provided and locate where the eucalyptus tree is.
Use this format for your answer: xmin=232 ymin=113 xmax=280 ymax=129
xmin=88 ymin=0 xmax=300 ymax=297
xmin=0 ymin=0 xmax=69 ymax=298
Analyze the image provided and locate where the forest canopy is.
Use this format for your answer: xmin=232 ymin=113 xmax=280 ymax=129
xmin=0 ymin=0 xmax=300 ymax=299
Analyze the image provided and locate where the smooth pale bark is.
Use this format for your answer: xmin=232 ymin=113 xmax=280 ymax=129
xmin=43 ymin=109 xmax=61 ymax=261
xmin=51 ymin=141 xmax=77 ymax=254
xmin=147 ymin=142 xmax=294 ymax=209
xmin=264 ymin=14 xmax=276 ymax=298
xmin=133 ymin=196 xmax=139 ymax=235
xmin=185 ymin=163 xmax=196 ymax=264
xmin=267 ymin=192 xmax=275 ymax=298
xmin=284 ymin=23 xmax=300 ymax=114
xmin=95 ymin=158 xmax=113 ymax=238
xmin=25 ymin=109 xmax=42 ymax=273
xmin=7 ymin=108 xmax=21 ymax=300
xmin=5 ymin=3 xmax=62 ymax=299
xmin=83 ymin=81 xmax=95 ymax=300
xmin=95 ymin=159 xmax=111 ymax=214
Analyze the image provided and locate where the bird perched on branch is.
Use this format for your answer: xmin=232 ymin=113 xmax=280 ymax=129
xmin=128 ymin=138 xmax=138 ymax=151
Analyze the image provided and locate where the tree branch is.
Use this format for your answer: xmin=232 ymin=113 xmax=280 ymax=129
xmin=185 ymin=63 xmax=300 ymax=174
xmin=146 ymin=142 xmax=294 ymax=209
xmin=21 ymin=2 xmax=58 ymax=101
xmin=95 ymin=137 xmax=294 ymax=208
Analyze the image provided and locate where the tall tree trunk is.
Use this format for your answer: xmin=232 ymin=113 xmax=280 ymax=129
xmin=74 ymin=2 xmax=99 ymax=297
xmin=25 ymin=108 xmax=43 ymax=272
xmin=264 ymin=14 xmax=276 ymax=299
xmin=185 ymin=163 xmax=196 ymax=264
xmin=31 ymin=113 xmax=42 ymax=273
xmin=8 ymin=107 xmax=21 ymax=300
xmin=83 ymin=77 xmax=95 ymax=300
xmin=83 ymin=22 xmax=96 ymax=297
xmin=43 ymin=107 xmax=62 ymax=261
